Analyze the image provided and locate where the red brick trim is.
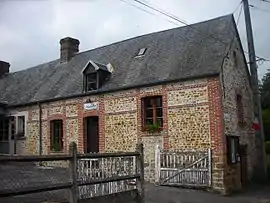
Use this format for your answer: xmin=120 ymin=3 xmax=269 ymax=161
xmin=105 ymin=110 xmax=137 ymax=116
xmin=99 ymin=96 xmax=105 ymax=152
xmin=168 ymin=102 xmax=209 ymax=109
xmin=207 ymin=77 xmax=224 ymax=154
xmin=77 ymin=100 xmax=84 ymax=153
xmin=138 ymin=90 xmax=163 ymax=98
xmin=83 ymin=110 xmax=99 ymax=117
xmin=104 ymin=93 xmax=137 ymax=101
xmin=162 ymin=85 xmax=169 ymax=150
xmin=166 ymin=83 xmax=207 ymax=91
xmin=136 ymin=90 xmax=142 ymax=139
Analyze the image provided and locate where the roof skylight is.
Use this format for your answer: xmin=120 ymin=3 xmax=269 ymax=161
xmin=137 ymin=48 xmax=147 ymax=56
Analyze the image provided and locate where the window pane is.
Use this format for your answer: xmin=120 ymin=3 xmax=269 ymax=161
xmin=145 ymin=119 xmax=153 ymax=125
xmin=155 ymin=97 xmax=162 ymax=107
xmin=3 ymin=118 xmax=8 ymax=141
xmin=144 ymin=98 xmax=152 ymax=108
xmin=157 ymin=118 xmax=163 ymax=127
xmin=87 ymin=74 xmax=96 ymax=82
xmin=230 ymin=138 xmax=236 ymax=163
xmin=156 ymin=108 xmax=163 ymax=118
xmin=51 ymin=120 xmax=63 ymax=151
xmin=86 ymin=73 xmax=97 ymax=91
xmin=87 ymin=82 xmax=97 ymax=91
xmin=17 ymin=116 xmax=25 ymax=136
xmin=146 ymin=109 xmax=153 ymax=118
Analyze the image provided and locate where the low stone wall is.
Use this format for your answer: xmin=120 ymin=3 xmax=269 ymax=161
xmin=141 ymin=135 xmax=163 ymax=182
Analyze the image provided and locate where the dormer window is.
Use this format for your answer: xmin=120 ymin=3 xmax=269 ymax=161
xmin=86 ymin=73 xmax=97 ymax=91
xmin=82 ymin=60 xmax=113 ymax=92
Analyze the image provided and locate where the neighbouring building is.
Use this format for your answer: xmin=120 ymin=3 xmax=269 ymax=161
xmin=0 ymin=15 xmax=257 ymax=194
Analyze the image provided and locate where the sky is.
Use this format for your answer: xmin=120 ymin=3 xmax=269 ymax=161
xmin=0 ymin=0 xmax=269 ymax=79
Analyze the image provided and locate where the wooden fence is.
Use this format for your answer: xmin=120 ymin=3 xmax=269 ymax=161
xmin=155 ymin=145 xmax=211 ymax=188
xmin=0 ymin=142 xmax=145 ymax=203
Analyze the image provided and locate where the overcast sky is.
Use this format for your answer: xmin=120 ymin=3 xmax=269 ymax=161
xmin=0 ymin=0 xmax=269 ymax=78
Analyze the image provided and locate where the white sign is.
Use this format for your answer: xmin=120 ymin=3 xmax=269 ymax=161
xmin=84 ymin=102 xmax=99 ymax=110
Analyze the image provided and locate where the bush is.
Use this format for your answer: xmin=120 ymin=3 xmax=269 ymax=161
xmin=266 ymin=141 xmax=270 ymax=154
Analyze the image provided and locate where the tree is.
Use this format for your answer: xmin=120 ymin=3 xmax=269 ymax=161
xmin=261 ymin=69 xmax=270 ymax=109
xmin=260 ymin=69 xmax=270 ymax=141
xmin=262 ymin=109 xmax=270 ymax=141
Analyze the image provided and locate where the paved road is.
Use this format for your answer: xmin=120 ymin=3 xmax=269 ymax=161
xmin=145 ymin=183 xmax=270 ymax=203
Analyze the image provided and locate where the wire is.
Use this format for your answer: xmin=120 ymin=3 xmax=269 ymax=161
xmin=259 ymin=0 xmax=270 ymax=4
xmin=236 ymin=2 xmax=244 ymax=25
xmin=132 ymin=0 xmax=230 ymax=45
xmin=250 ymin=4 xmax=270 ymax=14
xmin=119 ymin=0 xmax=179 ymax=26
xmin=126 ymin=0 xmax=270 ymax=64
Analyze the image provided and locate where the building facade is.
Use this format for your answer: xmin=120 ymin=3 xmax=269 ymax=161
xmin=0 ymin=15 xmax=257 ymax=194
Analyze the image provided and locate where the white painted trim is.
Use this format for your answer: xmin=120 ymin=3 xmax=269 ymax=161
xmin=81 ymin=60 xmax=100 ymax=74
xmin=9 ymin=111 xmax=28 ymax=138
xmin=106 ymin=63 xmax=114 ymax=73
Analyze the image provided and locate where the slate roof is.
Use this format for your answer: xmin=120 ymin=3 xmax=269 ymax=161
xmin=0 ymin=14 xmax=237 ymax=106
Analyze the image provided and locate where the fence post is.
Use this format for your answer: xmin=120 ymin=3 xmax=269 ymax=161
xmin=208 ymin=148 xmax=212 ymax=187
xmin=155 ymin=144 xmax=161 ymax=184
xmin=69 ymin=142 xmax=78 ymax=203
xmin=136 ymin=142 xmax=145 ymax=203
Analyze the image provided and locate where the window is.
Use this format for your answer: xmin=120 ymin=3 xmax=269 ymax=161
xmin=142 ymin=96 xmax=163 ymax=130
xmin=17 ymin=116 xmax=25 ymax=137
xmin=85 ymin=73 xmax=97 ymax=91
xmin=50 ymin=120 xmax=63 ymax=152
xmin=0 ymin=117 xmax=9 ymax=141
xmin=236 ymin=94 xmax=244 ymax=124
xmin=227 ymin=136 xmax=240 ymax=164
xmin=0 ymin=115 xmax=25 ymax=140
xmin=136 ymin=48 xmax=147 ymax=57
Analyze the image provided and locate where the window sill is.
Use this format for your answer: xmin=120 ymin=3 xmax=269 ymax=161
xmin=14 ymin=136 xmax=26 ymax=140
xmin=49 ymin=150 xmax=64 ymax=154
xmin=143 ymin=131 xmax=165 ymax=136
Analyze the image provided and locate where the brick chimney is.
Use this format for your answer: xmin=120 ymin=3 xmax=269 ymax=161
xmin=60 ymin=37 xmax=80 ymax=63
xmin=0 ymin=61 xmax=10 ymax=77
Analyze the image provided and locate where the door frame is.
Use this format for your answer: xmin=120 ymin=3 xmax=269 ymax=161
xmin=83 ymin=116 xmax=99 ymax=153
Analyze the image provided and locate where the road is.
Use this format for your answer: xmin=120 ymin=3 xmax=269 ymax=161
xmin=145 ymin=183 xmax=270 ymax=203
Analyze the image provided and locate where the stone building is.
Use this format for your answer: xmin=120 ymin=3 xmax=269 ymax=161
xmin=0 ymin=15 xmax=256 ymax=194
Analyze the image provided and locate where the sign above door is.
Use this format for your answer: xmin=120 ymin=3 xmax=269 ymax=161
xmin=84 ymin=102 xmax=99 ymax=110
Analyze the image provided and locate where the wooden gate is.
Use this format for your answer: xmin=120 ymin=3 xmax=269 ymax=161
xmin=155 ymin=145 xmax=211 ymax=188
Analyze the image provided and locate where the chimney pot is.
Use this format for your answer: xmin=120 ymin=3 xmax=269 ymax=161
xmin=60 ymin=37 xmax=80 ymax=63
xmin=0 ymin=61 xmax=10 ymax=77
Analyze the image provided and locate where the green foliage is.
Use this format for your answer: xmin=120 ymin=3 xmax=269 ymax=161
xmin=261 ymin=70 xmax=270 ymax=141
xmin=263 ymin=109 xmax=270 ymax=141
xmin=260 ymin=69 xmax=270 ymax=109
xmin=51 ymin=142 xmax=61 ymax=151
xmin=146 ymin=123 xmax=161 ymax=133
xmin=266 ymin=141 xmax=270 ymax=154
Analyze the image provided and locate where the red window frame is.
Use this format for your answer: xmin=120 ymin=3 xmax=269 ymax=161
xmin=142 ymin=96 xmax=163 ymax=131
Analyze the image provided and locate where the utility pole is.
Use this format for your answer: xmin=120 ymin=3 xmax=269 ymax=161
xmin=243 ymin=0 xmax=267 ymax=181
